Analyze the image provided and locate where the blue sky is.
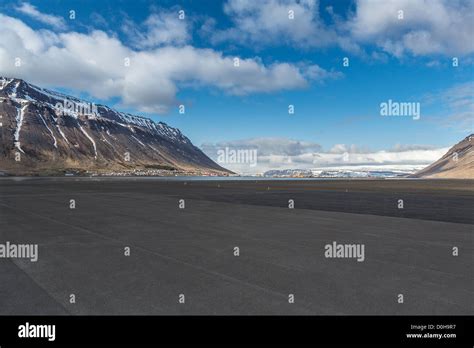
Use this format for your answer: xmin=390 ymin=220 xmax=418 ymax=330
xmin=0 ymin=0 xmax=472 ymax=173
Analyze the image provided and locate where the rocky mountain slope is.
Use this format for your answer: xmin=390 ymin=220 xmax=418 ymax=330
xmin=411 ymin=134 xmax=473 ymax=179
xmin=0 ymin=77 xmax=230 ymax=175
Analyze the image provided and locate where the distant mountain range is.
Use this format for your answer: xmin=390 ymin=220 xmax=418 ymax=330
xmin=264 ymin=135 xmax=473 ymax=179
xmin=0 ymin=77 xmax=230 ymax=176
xmin=411 ymin=134 xmax=473 ymax=179
xmin=263 ymin=168 xmax=415 ymax=178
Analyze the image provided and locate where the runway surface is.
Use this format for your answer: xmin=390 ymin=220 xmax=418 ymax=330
xmin=0 ymin=177 xmax=472 ymax=315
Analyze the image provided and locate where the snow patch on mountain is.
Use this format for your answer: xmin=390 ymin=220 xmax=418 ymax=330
xmin=131 ymin=135 xmax=146 ymax=147
xmin=0 ymin=77 xmax=13 ymax=91
xmin=77 ymin=122 xmax=97 ymax=159
xmin=37 ymin=113 xmax=57 ymax=148
xmin=13 ymin=104 xmax=28 ymax=153
xmin=56 ymin=124 xmax=69 ymax=144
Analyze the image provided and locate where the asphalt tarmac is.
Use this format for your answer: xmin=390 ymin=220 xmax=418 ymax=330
xmin=0 ymin=178 xmax=472 ymax=315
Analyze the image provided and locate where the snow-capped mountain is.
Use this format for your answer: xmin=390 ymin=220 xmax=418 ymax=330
xmin=0 ymin=77 xmax=230 ymax=175
xmin=263 ymin=168 xmax=414 ymax=178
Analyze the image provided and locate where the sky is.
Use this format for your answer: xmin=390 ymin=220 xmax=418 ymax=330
xmin=0 ymin=0 xmax=472 ymax=174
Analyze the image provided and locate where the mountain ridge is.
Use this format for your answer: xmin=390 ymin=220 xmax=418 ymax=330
xmin=0 ymin=77 xmax=230 ymax=175
xmin=410 ymin=134 xmax=473 ymax=179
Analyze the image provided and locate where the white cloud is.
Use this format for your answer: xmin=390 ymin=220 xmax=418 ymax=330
xmin=201 ymin=137 xmax=449 ymax=174
xmin=122 ymin=12 xmax=190 ymax=49
xmin=328 ymin=143 xmax=370 ymax=154
xmin=303 ymin=64 xmax=343 ymax=80
xmin=202 ymin=137 xmax=323 ymax=156
xmin=209 ymin=0 xmax=473 ymax=58
xmin=349 ymin=0 xmax=474 ymax=56
xmin=0 ymin=13 xmax=334 ymax=113
xmin=15 ymin=2 xmax=66 ymax=30
xmin=208 ymin=0 xmax=338 ymax=48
